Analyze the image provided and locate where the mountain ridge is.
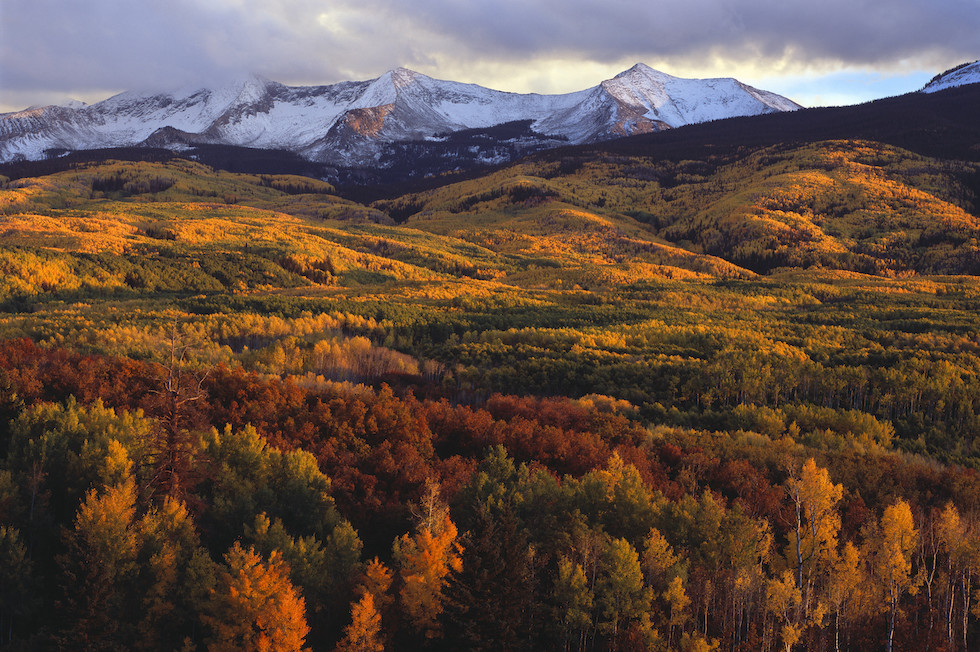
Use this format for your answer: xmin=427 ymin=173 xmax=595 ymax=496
xmin=922 ymin=60 xmax=980 ymax=93
xmin=0 ymin=64 xmax=800 ymax=167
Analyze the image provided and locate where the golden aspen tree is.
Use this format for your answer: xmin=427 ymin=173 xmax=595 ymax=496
xmin=392 ymin=482 xmax=462 ymax=640
xmin=334 ymin=592 xmax=384 ymax=652
xmin=641 ymin=527 xmax=680 ymax=590
xmin=553 ymin=556 xmax=593 ymax=652
xmin=597 ymin=452 xmax=659 ymax=541
xmin=827 ymin=541 xmax=863 ymax=652
xmin=780 ymin=457 xmax=842 ymax=649
xmin=679 ymin=630 xmax=720 ymax=652
xmin=916 ymin=506 xmax=942 ymax=643
xmin=663 ymin=575 xmax=690 ymax=648
xmin=871 ymin=498 xmax=919 ymax=652
xmin=936 ymin=503 xmax=965 ymax=648
xmin=136 ymin=495 xmax=201 ymax=651
xmin=937 ymin=503 xmax=979 ymax=651
xmin=203 ymin=542 xmax=310 ymax=652
xmin=57 ymin=476 xmax=140 ymax=649
xmin=961 ymin=520 xmax=980 ymax=652
xmin=360 ymin=557 xmax=394 ymax=618
xmin=786 ymin=459 xmax=843 ymax=605
xmin=766 ymin=570 xmax=803 ymax=652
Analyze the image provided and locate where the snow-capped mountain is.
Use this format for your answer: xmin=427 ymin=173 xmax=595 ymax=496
xmin=0 ymin=64 xmax=801 ymax=166
xmin=922 ymin=61 xmax=980 ymax=93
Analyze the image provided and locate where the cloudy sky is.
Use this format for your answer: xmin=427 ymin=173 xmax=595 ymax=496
xmin=2 ymin=0 xmax=978 ymax=113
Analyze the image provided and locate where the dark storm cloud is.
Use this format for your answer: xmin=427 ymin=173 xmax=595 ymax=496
xmin=1 ymin=0 xmax=326 ymax=92
xmin=355 ymin=0 xmax=980 ymax=66
xmin=2 ymin=0 xmax=978 ymax=104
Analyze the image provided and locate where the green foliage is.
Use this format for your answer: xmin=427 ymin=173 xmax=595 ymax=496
xmin=552 ymin=556 xmax=594 ymax=650
xmin=247 ymin=512 xmax=362 ymax=641
xmin=0 ymin=525 xmax=36 ymax=644
xmin=201 ymin=424 xmax=345 ymax=545
xmin=596 ymin=537 xmax=651 ymax=638
xmin=56 ymin=477 xmax=141 ymax=649
xmin=4 ymin=398 xmax=151 ymax=536
xmin=444 ymin=504 xmax=535 ymax=651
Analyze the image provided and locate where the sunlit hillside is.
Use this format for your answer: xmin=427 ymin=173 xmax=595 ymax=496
xmin=382 ymin=139 xmax=980 ymax=275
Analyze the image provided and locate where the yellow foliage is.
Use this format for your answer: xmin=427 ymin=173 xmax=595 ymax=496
xmin=73 ymin=475 xmax=139 ymax=580
xmin=663 ymin=575 xmax=690 ymax=627
xmin=764 ymin=566 xmax=810 ymax=650
xmin=876 ymin=498 xmax=919 ymax=595
xmin=786 ymin=458 xmax=843 ymax=581
xmin=679 ymin=631 xmax=720 ymax=652
xmin=642 ymin=527 xmax=679 ymax=587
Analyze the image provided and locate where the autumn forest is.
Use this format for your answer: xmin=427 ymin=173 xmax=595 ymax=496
xmin=1 ymin=85 xmax=980 ymax=651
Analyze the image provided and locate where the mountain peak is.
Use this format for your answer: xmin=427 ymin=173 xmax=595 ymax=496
xmin=619 ymin=63 xmax=674 ymax=78
xmin=381 ymin=67 xmax=426 ymax=87
xmin=354 ymin=68 xmax=422 ymax=107
xmin=597 ymin=64 xmax=800 ymax=133
xmin=389 ymin=66 xmax=421 ymax=77
xmin=227 ymin=73 xmax=278 ymax=102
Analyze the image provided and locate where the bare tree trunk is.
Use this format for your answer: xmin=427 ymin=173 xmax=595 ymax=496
xmin=946 ymin=575 xmax=956 ymax=650
xmin=835 ymin=607 xmax=841 ymax=652
xmin=886 ymin=590 xmax=897 ymax=652
xmin=962 ymin=575 xmax=971 ymax=652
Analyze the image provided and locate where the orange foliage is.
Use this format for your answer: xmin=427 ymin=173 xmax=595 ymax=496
xmin=334 ymin=592 xmax=384 ymax=652
xmin=392 ymin=510 xmax=463 ymax=639
xmin=204 ymin=543 xmax=310 ymax=652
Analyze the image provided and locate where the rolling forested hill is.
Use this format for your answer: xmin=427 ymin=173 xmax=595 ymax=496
xmin=0 ymin=84 xmax=979 ymax=651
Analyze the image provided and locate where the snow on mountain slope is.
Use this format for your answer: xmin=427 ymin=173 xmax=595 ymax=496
xmin=0 ymin=65 xmax=801 ymax=166
xmin=599 ymin=64 xmax=800 ymax=129
xmin=922 ymin=61 xmax=980 ymax=93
